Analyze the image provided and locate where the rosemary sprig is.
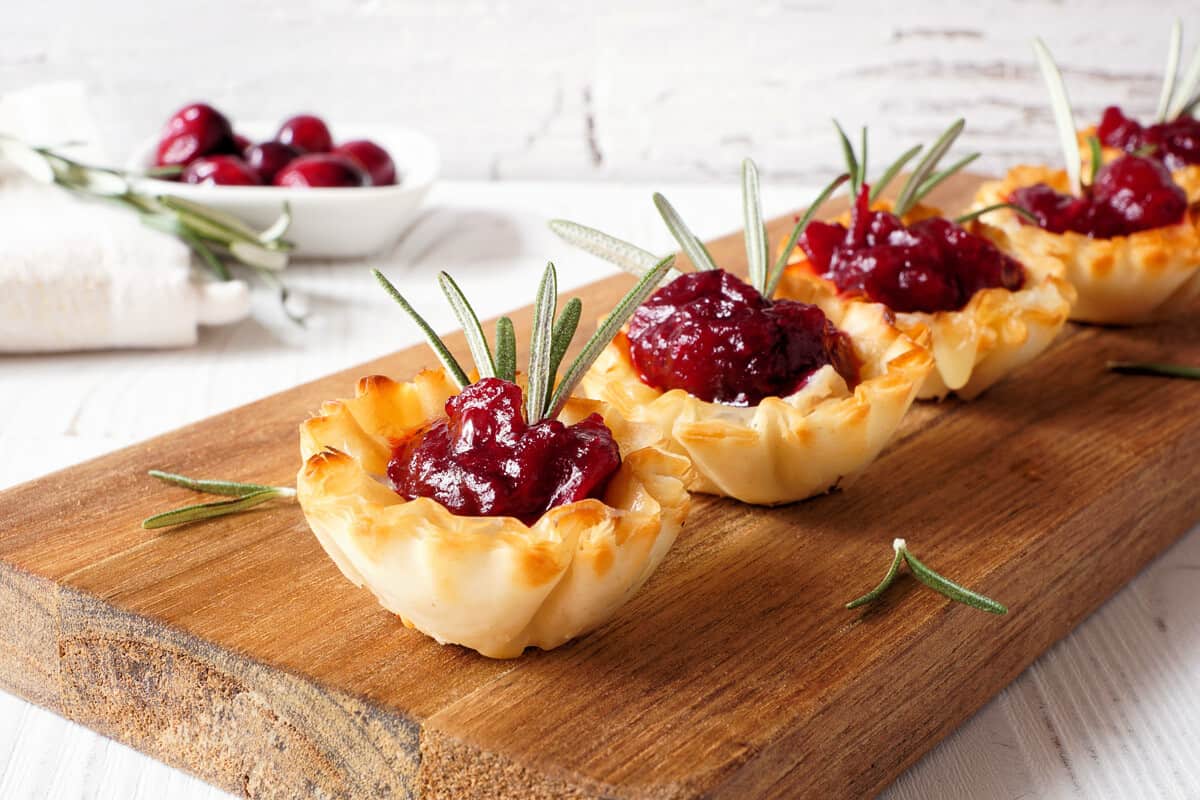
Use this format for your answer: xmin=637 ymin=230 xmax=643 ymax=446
xmin=547 ymin=219 xmax=679 ymax=283
xmin=1032 ymin=38 xmax=1082 ymax=195
xmin=141 ymin=470 xmax=295 ymax=530
xmin=0 ymin=135 xmax=298 ymax=313
xmin=742 ymin=158 xmax=769 ymax=293
xmin=954 ymin=202 xmax=1039 ymax=225
xmin=439 ymin=271 xmax=496 ymax=379
xmin=1168 ymin=26 xmax=1200 ymax=120
xmin=374 ymin=255 xmax=674 ymax=424
xmin=893 ymin=118 xmax=969 ymax=216
xmin=1107 ymin=360 xmax=1200 ymax=379
xmin=834 ymin=120 xmax=861 ymax=193
xmin=1155 ymin=20 xmax=1184 ymax=123
xmin=847 ymin=538 xmax=1008 ymax=615
xmin=654 ymin=192 xmax=719 ymax=272
xmin=1087 ymin=135 xmax=1103 ymax=186
xmin=765 ymin=172 xmax=849 ymax=297
xmin=526 ymin=263 xmax=559 ymax=421
xmin=869 ymin=144 xmax=923 ymax=203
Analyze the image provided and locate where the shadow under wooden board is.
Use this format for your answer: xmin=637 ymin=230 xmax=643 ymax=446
xmin=2 ymin=173 xmax=1198 ymax=799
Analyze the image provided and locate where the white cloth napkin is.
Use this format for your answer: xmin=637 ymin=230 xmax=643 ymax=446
xmin=0 ymin=83 xmax=249 ymax=352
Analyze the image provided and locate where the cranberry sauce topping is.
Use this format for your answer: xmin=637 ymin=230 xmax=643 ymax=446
xmin=1097 ymin=105 xmax=1200 ymax=170
xmin=387 ymin=378 xmax=621 ymax=522
xmin=1009 ymin=154 xmax=1188 ymax=238
xmin=624 ymin=270 xmax=859 ymax=407
xmin=798 ymin=184 xmax=1025 ymax=313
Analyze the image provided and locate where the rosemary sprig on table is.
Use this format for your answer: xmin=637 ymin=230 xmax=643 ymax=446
xmin=141 ymin=470 xmax=296 ymax=530
xmin=1107 ymin=361 xmax=1200 ymax=380
xmin=847 ymin=538 xmax=1008 ymax=615
xmin=373 ymin=256 xmax=673 ymax=422
xmin=0 ymin=135 xmax=302 ymax=320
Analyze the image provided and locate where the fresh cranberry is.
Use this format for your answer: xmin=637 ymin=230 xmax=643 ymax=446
xmin=625 ymin=270 xmax=859 ymax=406
xmin=232 ymin=133 xmax=252 ymax=155
xmin=245 ymin=141 xmax=300 ymax=184
xmin=273 ymin=154 xmax=368 ymax=188
xmin=276 ymin=114 xmax=333 ymax=154
xmin=154 ymin=103 xmax=236 ymax=167
xmin=799 ymin=184 xmax=1025 ymax=313
xmin=181 ymin=155 xmax=262 ymax=186
xmin=387 ymin=378 xmax=621 ymax=522
xmin=1010 ymin=154 xmax=1186 ymax=238
xmin=333 ymin=139 xmax=396 ymax=186
xmin=1096 ymin=105 xmax=1200 ymax=170
xmin=274 ymin=152 xmax=367 ymax=187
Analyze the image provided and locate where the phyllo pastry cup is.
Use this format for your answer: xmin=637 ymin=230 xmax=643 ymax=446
xmin=777 ymin=203 xmax=1074 ymax=401
xmin=972 ymin=165 xmax=1200 ymax=325
xmin=580 ymin=300 xmax=932 ymax=506
xmin=296 ymin=368 xmax=692 ymax=659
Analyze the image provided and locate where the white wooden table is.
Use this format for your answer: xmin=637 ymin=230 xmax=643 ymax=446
xmin=1 ymin=180 xmax=1197 ymax=799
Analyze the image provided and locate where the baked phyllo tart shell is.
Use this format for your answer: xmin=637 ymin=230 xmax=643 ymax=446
xmin=297 ymin=369 xmax=692 ymax=659
xmin=972 ymin=164 xmax=1200 ymax=325
xmin=580 ymin=300 xmax=932 ymax=506
xmin=776 ymin=203 xmax=1075 ymax=400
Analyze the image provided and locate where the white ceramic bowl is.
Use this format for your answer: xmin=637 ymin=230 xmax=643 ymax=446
xmin=127 ymin=122 xmax=439 ymax=259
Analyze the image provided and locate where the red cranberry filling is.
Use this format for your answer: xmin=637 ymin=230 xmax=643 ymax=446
xmin=1097 ymin=105 xmax=1200 ymax=170
xmin=625 ymin=270 xmax=859 ymax=407
xmin=798 ymin=184 xmax=1025 ymax=313
xmin=387 ymin=379 xmax=621 ymax=523
xmin=1009 ymin=154 xmax=1187 ymax=238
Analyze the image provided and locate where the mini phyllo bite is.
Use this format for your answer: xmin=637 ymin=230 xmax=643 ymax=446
xmin=297 ymin=262 xmax=690 ymax=658
xmin=1082 ymin=22 xmax=1200 ymax=203
xmin=970 ymin=38 xmax=1200 ymax=325
xmin=778 ymin=122 xmax=1074 ymax=400
xmin=550 ymin=160 xmax=931 ymax=506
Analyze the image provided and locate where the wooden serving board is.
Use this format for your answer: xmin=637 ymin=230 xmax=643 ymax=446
xmin=2 ymin=174 xmax=1199 ymax=799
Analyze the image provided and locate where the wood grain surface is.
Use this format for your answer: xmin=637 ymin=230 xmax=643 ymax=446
xmin=1 ymin=174 xmax=1198 ymax=799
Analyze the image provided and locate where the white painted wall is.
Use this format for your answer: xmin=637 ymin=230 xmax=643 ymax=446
xmin=1 ymin=0 xmax=1195 ymax=182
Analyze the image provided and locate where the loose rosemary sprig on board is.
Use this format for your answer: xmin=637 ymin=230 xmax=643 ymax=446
xmin=141 ymin=470 xmax=296 ymax=530
xmin=0 ymin=135 xmax=301 ymax=320
xmin=847 ymin=538 xmax=1008 ymax=615
xmin=1107 ymin=361 xmax=1200 ymax=380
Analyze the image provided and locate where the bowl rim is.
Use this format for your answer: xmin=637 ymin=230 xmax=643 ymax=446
xmin=126 ymin=120 xmax=440 ymax=199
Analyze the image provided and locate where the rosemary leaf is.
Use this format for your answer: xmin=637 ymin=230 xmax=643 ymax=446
xmin=1032 ymin=38 xmax=1082 ymax=195
xmin=549 ymin=296 xmax=583 ymax=387
xmin=1155 ymin=20 xmax=1183 ymax=123
xmin=654 ymin=193 xmax=719 ymax=272
xmin=859 ymin=126 xmax=868 ymax=193
xmin=1087 ymin=136 xmax=1103 ymax=186
xmin=1107 ymin=360 xmax=1200 ymax=379
xmin=0 ymin=137 xmax=56 ymax=183
xmin=846 ymin=541 xmax=904 ymax=609
xmin=902 ymin=549 xmax=1008 ymax=615
xmin=546 ymin=255 xmax=674 ymax=418
xmin=144 ymin=164 xmax=184 ymax=178
xmin=494 ymin=316 xmax=517 ymax=383
xmin=833 ymin=120 xmax=860 ymax=192
xmin=181 ymin=232 xmax=233 ymax=281
xmin=910 ymin=152 xmax=980 ymax=208
xmin=158 ymin=195 xmax=265 ymax=244
xmin=373 ymin=269 xmax=470 ymax=389
xmin=438 ymin=271 xmax=496 ymax=379
xmin=894 ymin=118 xmax=965 ymax=216
xmin=741 ymin=158 xmax=769 ymax=294
xmin=526 ymin=262 xmax=558 ymax=421
xmin=258 ymin=201 xmax=293 ymax=245
xmin=229 ymin=240 xmax=288 ymax=272
xmin=142 ymin=488 xmax=285 ymax=530
xmin=954 ymin=202 xmax=1038 ymax=226
xmin=147 ymin=469 xmax=283 ymax=497
xmin=547 ymin=219 xmax=675 ymax=282
xmin=870 ymin=144 xmax=923 ymax=203
xmin=1168 ymin=32 xmax=1200 ymax=120
xmin=765 ymin=173 xmax=849 ymax=297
